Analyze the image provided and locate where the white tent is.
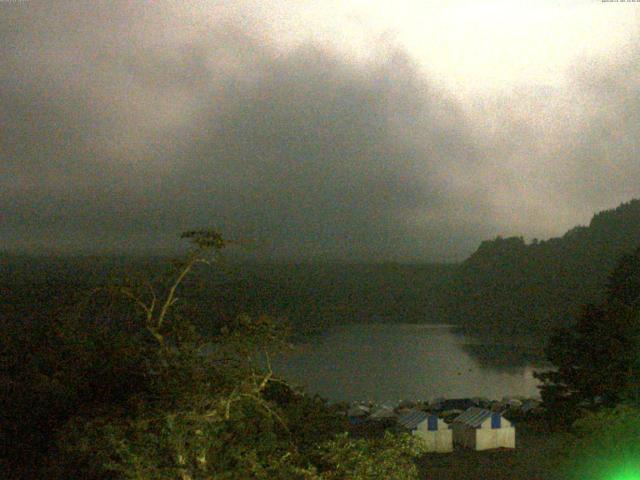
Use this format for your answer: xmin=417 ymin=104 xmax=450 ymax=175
xmin=370 ymin=405 xmax=396 ymax=421
xmin=347 ymin=404 xmax=370 ymax=417
xmin=452 ymin=407 xmax=515 ymax=451
xmin=398 ymin=411 xmax=452 ymax=453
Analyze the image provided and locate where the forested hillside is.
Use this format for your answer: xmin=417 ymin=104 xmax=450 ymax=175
xmin=0 ymin=253 xmax=457 ymax=340
xmin=192 ymin=262 xmax=456 ymax=335
xmin=2 ymin=199 xmax=639 ymax=338
xmin=444 ymin=199 xmax=640 ymax=334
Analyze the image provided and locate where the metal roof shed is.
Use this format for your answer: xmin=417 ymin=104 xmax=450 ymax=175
xmin=398 ymin=410 xmax=453 ymax=453
xmin=452 ymin=407 xmax=515 ymax=450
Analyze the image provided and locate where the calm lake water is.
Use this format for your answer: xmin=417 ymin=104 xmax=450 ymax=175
xmin=273 ymin=324 xmax=548 ymax=404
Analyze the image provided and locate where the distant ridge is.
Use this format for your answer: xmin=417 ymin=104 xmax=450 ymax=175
xmin=442 ymin=198 xmax=640 ymax=334
xmin=3 ymin=199 xmax=639 ymax=338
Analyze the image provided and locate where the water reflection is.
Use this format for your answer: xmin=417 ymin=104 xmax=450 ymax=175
xmin=459 ymin=330 xmax=548 ymax=373
xmin=273 ymin=324 xmax=548 ymax=403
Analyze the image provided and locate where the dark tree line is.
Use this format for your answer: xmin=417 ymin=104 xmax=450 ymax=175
xmin=536 ymin=245 xmax=640 ymax=425
xmin=442 ymin=199 xmax=640 ymax=335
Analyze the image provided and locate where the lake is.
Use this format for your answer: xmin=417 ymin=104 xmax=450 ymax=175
xmin=273 ymin=323 xmax=548 ymax=404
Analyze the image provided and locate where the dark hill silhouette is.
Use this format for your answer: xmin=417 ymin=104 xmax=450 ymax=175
xmin=2 ymin=199 xmax=639 ymax=339
xmin=444 ymin=199 xmax=640 ymax=335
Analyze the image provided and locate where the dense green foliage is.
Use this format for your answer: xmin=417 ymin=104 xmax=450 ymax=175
xmin=0 ymin=270 xmax=150 ymax=476
xmin=313 ymin=432 xmax=424 ymax=480
xmin=1 ymin=233 xmax=426 ymax=479
xmin=535 ymin=245 xmax=640 ymax=425
xmin=561 ymin=405 xmax=640 ymax=479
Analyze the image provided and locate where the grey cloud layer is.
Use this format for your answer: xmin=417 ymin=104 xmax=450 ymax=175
xmin=1 ymin=1 xmax=639 ymax=259
xmin=465 ymin=48 xmax=640 ymax=239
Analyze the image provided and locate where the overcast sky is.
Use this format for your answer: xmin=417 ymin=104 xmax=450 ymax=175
xmin=1 ymin=0 xmax=639 ymax=260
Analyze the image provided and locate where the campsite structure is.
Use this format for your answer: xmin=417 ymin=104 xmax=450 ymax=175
xmin=347 ymin=404 xmax=370 ymax=425
xmin=451 ymin=407 xmax=515 ymax=450
xmin=398 ymin=410 xmax=453 ymax=453
xmin=369 ymin=405 xmax=396 ymax=422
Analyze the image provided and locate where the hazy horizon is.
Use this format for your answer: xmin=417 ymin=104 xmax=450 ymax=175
xmin=2 ymin=1 xmax=640 ymax=261
xmin=1 ymin=195 xmax=636 ymax=262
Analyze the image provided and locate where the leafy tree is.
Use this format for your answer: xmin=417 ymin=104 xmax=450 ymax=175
xmin=31 ymin=231 xmax=424 ymax=479
xmin=535 ymin=246 xmax=640 ymax=425
xmin=560 ymin=405 xmax=640 ymax=479
xmin=312 ymin=432 xmax=425 ymax=480
xmin=0 ymin=254 xmax=152 ymax=477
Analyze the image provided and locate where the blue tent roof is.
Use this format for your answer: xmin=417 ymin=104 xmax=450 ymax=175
xmin=453 ymin=407 xmax=508 ymax=429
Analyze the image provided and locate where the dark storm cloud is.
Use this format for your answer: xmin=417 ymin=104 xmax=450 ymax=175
xmin=1 ymin=1 xmax=639 ymax=259
xmin=0 ymin=1 xmax=491 ymax=259
xmin=159 ymin=45 xmax=491 ymax=260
